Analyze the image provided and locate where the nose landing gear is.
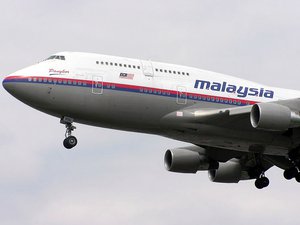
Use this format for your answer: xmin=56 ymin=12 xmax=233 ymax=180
xmin=61 ymin=117 xmax=77 ymax=149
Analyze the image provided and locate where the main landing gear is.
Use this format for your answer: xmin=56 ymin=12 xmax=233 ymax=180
xmin=248 ymin=155 xmax=270 ymax=189
xmin=250 ymin=168 xmax=269 ymax=189
xmin=255 ymin=173 xmax=270 ymax=189
xmin=283 ymin=151 xmax=300 ymax=182
xmin=61 ymin=116 xmax=77 ymax=149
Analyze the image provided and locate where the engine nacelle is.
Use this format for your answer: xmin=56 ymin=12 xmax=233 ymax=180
xmin=164 ymin=148 xmax=218 ymax=173
xmin=208 ymin=160 xmax=242 ymax=183
xmin=250 ymin=103 xmax=300 ymax=131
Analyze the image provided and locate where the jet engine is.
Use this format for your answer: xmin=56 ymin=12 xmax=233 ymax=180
xmin=250 ymin=103 xmax=300 ymax=131
xmin=164 ymin=147 xmax=218 ymax=173
xmin=208 ymin=159 xmax=242 ymax=183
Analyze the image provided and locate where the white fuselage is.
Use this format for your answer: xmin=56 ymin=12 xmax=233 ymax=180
xmin=3 ymin=52 xmax=300 ymax=155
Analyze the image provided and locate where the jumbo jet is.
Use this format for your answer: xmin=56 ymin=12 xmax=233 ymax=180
xmin=3 ymin=52 xmax=300 ymax=189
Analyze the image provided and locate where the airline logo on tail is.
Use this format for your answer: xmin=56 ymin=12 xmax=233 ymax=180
xmin=194 ymin=80 xmax=274 ymax=98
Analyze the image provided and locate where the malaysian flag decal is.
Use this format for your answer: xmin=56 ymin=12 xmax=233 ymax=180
xmin=119 ymin=73 xmax=134 ymax=80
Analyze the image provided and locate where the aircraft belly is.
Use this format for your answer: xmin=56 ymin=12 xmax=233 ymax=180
xmin=28 ymin=84 xmax=182 ymax=132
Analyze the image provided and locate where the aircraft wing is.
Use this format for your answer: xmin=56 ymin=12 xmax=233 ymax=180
xmin=161 ymin=98 xmax=300 ymax=131
xmin=162 ymin=104 xmax=253 ymax=130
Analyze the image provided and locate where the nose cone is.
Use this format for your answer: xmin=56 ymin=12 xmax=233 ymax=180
xmin=2 ymin=76 xmax=16 ymax=95
xmin=2 ymin=75 xmax=33 ymax=104
xmin=2 ymin=76 xmax=27 ymax=98
xmin=3 ymin=75 xmax=51 ymax=110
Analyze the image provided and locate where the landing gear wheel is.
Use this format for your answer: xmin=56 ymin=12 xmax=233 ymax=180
xmin=261 ymin=177 xmax=269 ymax=187
xmin=283 ymin=167 xmax=298 ymax=180
xmin=255 ymin=176 xmax=269 ymax=189
xmin=295 ymin=173 xmax=300 ymax=183
xmin=63 ymin=136 xmax=78 ymax=149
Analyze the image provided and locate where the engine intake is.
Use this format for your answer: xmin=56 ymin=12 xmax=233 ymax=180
xmin=164 ymin=148 xmax=218 ymax=173
xmin=250 ymin=103 xmax=300 ymax=131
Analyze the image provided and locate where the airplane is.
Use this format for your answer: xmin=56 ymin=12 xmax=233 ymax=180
xmin=3 ymin=51 xmax=300 ymax=189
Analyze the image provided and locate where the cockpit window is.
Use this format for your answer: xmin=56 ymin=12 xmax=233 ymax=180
xmin=45 ymin=55 xmax=66 ymax=60
xmin=47 ymin=56 xmax=56 ymax=60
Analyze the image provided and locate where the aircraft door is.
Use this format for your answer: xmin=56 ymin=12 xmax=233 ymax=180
xmin=141 ymin=60 xmax=154 ymax=77
xmin=177 ymin=86 xmax=187 ymax=104
xmin=92 ymin=75 xmax=103 ymax=94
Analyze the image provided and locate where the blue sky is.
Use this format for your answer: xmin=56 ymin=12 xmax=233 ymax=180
xmin=1 ymin=1 xmax=300 ymax=224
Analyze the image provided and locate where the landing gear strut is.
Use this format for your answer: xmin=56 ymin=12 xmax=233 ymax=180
xmin=60 ymin=117 xmax=77 ymax=149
